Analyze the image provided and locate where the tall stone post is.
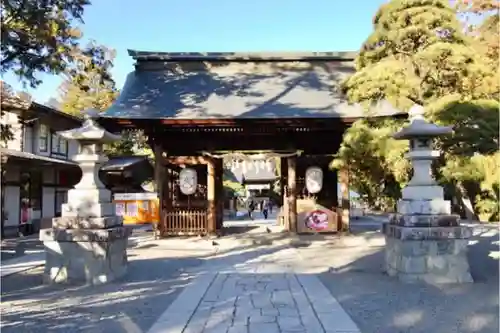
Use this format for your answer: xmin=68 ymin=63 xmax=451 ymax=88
xmin=40 ymin=110 xmax=131 ymax=285
xmin=383 ymin=105 xmax=473 ymax=284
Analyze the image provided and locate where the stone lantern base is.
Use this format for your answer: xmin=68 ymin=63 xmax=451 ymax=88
xmin=383 ymin=219 xmax=473 ymax=284
xmin=40 ymin=216 xmax=132 ymax=285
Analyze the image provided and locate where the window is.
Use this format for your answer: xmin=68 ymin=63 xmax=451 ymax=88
xmin=51 ymin=132 xmax=68 ymax=156
xmin=38 ymin=124 xmax=48 ymax=152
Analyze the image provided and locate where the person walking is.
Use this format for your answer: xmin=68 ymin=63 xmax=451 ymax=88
xmin=262 ymin=199 xmax=269 ymax=220
xmin=247 ymin=198 xmax=255 ymax=220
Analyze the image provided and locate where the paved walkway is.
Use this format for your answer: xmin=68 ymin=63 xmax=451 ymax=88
xmin=147 ymin=272 xmax=359 ymax=333
xmin=145 ymin=222 xmax=361 ymax=333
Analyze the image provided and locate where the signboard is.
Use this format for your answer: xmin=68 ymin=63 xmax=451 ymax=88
xmin=126 ymin=202 xmax=138 ymax=217
xmin=115 ymin=203 xmax=125 ymax=216
xmin=179 ymin=168 xmax=197 ymax=195
xmin=297 ymin=199 xmax=338 ymax=233
xmin=304 ymin=210 xmax=329 ymax=231
xmin=113 ymin=192 xmax=159 ymax=224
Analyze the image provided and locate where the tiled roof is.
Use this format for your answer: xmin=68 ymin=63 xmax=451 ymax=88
xmin=101 ymin=51 xmax=403 ymax=120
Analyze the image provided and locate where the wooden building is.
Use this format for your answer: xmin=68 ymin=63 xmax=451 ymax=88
xmin=99 ymin=51 xmax=403 ymax=237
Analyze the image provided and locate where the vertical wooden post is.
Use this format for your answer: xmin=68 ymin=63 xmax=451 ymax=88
xmin=339 ymin=168 xmax=350 ymax=232
xmin=287 ymin=156 xmax=297 ymax=233
xmin=280 ymin=157 xmax=288 ymax=227
xmin=207 ymin=159 xmax=216 ymax=234
xmin=214 ymin=158 xmax=224 ymax=231
xmin=153 ymin=144 xmax=164 ymax=238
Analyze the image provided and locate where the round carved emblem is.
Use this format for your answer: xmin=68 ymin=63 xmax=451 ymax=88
xmin=179 ymin=168 xmax=197 ymax=195
xmin=305 ymin=167 xmax=323 ymax=194
xmin=305 ymin=210 xmax=329 ymax=231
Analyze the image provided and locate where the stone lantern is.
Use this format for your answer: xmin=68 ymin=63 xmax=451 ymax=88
xmin=383 ymin=104 xmax=473 ymax=284
xmin=40 ymin=110 xmax=131 ymax=285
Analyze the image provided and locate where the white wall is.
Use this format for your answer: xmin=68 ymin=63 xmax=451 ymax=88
xmin=4 ymin=186 xmax=19 ymax=227
xmin=42 ymin=187 xmax=55 ymax=218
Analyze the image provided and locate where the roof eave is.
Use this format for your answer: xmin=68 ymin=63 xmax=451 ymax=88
xmin=128 ymin=49 xmax=358 ymax=62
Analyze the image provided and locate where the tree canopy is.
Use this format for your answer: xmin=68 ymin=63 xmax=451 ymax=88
xmin=0 ymin=0 xmax=94 ymax=143
xmin=336 ymin=0 xmax=499 ymax=218
xmin=1 ymin=0 xmax=91 ymax=88
xmin=56 ymin=42 xmax=150 ymax=157
xmin=58 ymin=41 xmax=118 ymax=115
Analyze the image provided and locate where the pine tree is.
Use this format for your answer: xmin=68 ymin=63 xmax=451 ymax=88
xmin=336 ymin=0 xmax=499 ymax=218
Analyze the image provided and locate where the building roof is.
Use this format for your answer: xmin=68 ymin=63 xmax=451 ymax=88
xmin=128 ymin=50 xmax=358 ymax=62
xmin=101 ymin=50 xmax=404 ymax=121
xmin=0 ymin=148 xmax=77 ymax=166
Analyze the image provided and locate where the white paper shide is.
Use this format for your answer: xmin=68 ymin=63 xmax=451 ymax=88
xmin=305 ymin=166 xmax=323 ymax=194
xmin=179 ymin=168 xmax=197 ymax=195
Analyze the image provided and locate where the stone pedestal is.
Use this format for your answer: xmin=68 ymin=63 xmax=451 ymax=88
xmin=383 ymin=223 xmax=473 ymax=283
xmin=40 ymin=110 xmax=131 ymax=285
xmin=383 ymin=105 xmax=472 ymax=284
xmin=40 ymin=224 xmax=131 ymax=285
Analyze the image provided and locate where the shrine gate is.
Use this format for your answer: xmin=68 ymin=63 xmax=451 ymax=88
xmin=99 ymin=51 xmax=402 ymax=237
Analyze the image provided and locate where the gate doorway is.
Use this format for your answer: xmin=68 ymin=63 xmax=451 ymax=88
xmin=150 ymin=149 xmax=351 ymax=238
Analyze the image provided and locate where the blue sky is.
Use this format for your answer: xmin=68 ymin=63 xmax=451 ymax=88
xmin=3 ymin=0 xmax=387 ymax=104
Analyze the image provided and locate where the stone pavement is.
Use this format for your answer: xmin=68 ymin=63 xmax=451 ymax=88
xmin=145 ymin=229 xmax=361 ymax=333
xmin=147 ymin=272 xmax=359 ymax=333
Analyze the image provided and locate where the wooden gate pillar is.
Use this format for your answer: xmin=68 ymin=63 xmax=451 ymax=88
xmin=153 ymin=144 xmax=165 ymax=238
xmin=287 ymin=156 xmax=297 ymax=233
xmin=280 ymin=157 xmax=288 ymax=227
xmin=339 ymin=168 xmax=350 ymax=232
xmin=214 ymin=158 xmax=224 ymax=231
xmin=207 ymin=159 xmax=216 ymax=234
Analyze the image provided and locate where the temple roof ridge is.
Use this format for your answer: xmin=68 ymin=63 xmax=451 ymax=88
xmin=128 ymin=49 xmax=358 ymax=62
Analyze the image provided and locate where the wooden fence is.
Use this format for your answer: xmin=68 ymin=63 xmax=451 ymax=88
xmin=160 ymin=209 xmax=208 ymax=236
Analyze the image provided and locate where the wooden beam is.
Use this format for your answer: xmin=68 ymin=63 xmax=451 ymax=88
xmin=214 ymin=158 xmax=224 ymax=231
xmin=159 ymin=134 xmax=343 ymax=155
xmin=164 ymin=156 xmax=211 ymax=165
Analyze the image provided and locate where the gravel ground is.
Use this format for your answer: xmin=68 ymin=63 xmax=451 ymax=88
xmin=0 ymin=248 xmax=206 ymax=333
xmin=319 ymin=225 xmax=499 ymax=333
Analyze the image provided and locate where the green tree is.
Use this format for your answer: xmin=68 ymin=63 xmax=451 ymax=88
xmin=331 ymin=119 xmax=410 ymax=210
xmin=1 ymin=0 xmax=90 ymax=88
xmin=57 ymin=42 xmax=150 ymax=156
xmin=336 ymin=0 xmax=499 ymax=218
xmin=456 ymin=0 xmax=499 ymax=70
xmin=58 ymin=41 xmax=118 ymax=115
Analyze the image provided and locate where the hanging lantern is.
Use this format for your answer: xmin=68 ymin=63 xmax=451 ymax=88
xmin=305 ymin=166 xmax=323 ymax=194
xmin=179 ymin=168 xmax=197 ymax=195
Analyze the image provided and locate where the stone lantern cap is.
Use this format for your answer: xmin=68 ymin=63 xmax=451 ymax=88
xmin=393 ymin=104 xmax=453 ymax=140
xmin=57 ymin=109 xmax=121 ymax=143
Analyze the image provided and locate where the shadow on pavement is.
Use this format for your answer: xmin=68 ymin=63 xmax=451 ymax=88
xmin=318 ymin=224 xmax=499 ymax=333
xmin=1 ymin=223 xmax=498 ymax=333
